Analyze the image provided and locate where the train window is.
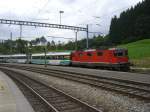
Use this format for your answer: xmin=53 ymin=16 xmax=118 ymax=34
xmin=47 ymin=56 xmax=51 ymax=60
xmin=58 ymin=56 xmax=64 ymax=59
xmin=41 ymin=56 xmax=45 ymax=59
xmin=55 ymin=56 xmax=58 ymax=60
xmin=62 ymin=56 xmax=65 ymax=59
xmin=19 ymin=56 xmax=26 ymax=59
xmin=64 ymin=55 xmax=70 ymax=60
xmin=97 ymin=52 xmax=103 ymax=56
xmin=57 ymin=56 xmax=60 ymax=59
xmin=87 ymin=52 xmax=92 ymax=56
xmin=52 ymin=56 xmax=57 ymax=59
xmin=118 ymin=52 xmax=123 ymax=56
xmin=38 ymin=56 xmax=41 ymax=59
xmin=114 ymin=51 xmax=123 ymax=57
xmin=51 ymin=56 xmax=54 ymax=59
xmin=33 ymin=56 xmax=40 ymax=59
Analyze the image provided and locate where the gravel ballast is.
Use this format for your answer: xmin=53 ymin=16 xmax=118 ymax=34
xmin=2 ymin=67 xmax=150 ymax=112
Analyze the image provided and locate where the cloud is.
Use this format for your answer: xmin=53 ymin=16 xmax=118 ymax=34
xmin=0 ymin=0 xmax=143 ymax=42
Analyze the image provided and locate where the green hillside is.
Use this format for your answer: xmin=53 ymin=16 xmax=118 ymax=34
xmin=118 ymin=39 xmax=150 ymax=68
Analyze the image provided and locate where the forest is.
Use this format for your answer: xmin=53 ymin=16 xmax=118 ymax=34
xmin=109 ymin=0 xmax=150 ymax=44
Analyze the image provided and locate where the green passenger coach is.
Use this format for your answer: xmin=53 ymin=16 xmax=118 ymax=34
xmin=31 ymin=52 xmax=71 ymax=65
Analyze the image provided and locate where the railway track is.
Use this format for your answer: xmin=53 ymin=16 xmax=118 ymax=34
xmin=1 ymin=64 xmax=150 ymax=101
xmin=2 ymin=69 xmax=102 ymax=112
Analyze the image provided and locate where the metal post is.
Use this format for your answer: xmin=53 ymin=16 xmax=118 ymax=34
xmin=75 ymin=31 xmax=78 ymax=50
xmin=44 ymin=46 xmax=47 ymax=67
xmin=59 ymin=11 xmax=64 ymax=24
xmin=20 ymin=25 xmax=22 ymax=39
xmin=86 ymin=24 xmax=89 ymax=49
xmin=10 ymin=32 xmax=12 ymax=54
xmin=26 ymin=43 xmax=31 ymax=64
xmin=60 ymin=12 xmax=61 ymax=24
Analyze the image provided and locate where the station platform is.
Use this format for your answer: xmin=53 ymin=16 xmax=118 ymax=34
xmin=0 ymin=70 xmax=34 ymax=112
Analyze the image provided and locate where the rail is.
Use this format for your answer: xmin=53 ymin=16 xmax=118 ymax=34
xmin=2 ymin=68 xmax=102 ymax=112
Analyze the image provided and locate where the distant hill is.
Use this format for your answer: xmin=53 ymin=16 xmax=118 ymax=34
xmin=118 ymin=39 xmax=150 ymax=67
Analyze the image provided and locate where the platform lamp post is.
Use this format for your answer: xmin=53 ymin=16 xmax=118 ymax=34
xmin=26 ymin=42 xmax=32 ymax=64
xmin=75 ymin=30 xmax=78 ymax=50
xmin=86 ymin=24 xmax=89 ymax=49
xmin=44 ymin=43 xmax=47 ymax=67
xmin=9 ymin=32 xmax=13 ymax=63
xmin=59 ymin=10 xmax=64 ymax=24
xmin=20 ymin=25 xmax=22 ymax=39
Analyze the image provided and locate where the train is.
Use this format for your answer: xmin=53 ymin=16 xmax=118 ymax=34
xmin=0 ymin=48 xmax=130 ymax=71
xmin=0 ymin=52 xmax=71 ymax=65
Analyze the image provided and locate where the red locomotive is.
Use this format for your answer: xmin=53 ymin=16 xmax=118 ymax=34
xmin=71 ymin=48 xmax=130 ymax=71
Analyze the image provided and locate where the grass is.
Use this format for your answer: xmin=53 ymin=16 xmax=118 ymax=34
xmin=118 ymin=39 xmax=150 ymax=68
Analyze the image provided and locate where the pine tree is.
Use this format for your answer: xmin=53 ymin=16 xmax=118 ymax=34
xmin=109 ymin=0 xmax=150 ymax=44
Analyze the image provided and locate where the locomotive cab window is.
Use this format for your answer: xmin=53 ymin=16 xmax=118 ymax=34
xmin=117 ymin=52 xmax=123 ymax=56
xmin=114 ymin=51 xmax=125 ymax=57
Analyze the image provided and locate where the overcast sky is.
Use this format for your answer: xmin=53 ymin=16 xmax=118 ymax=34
xmin=0 ymin=0 xmax=143 ymax=43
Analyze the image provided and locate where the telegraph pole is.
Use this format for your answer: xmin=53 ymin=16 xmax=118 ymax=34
xmin=44 ymin=45 xmax=47 ymax=67
xmin=10 ymin=32 xmax=12 ymax=54
xmin=59 ymin=11 xmax=64 ymax=24
xmin=86 ymin=24 xmax=89 ymax=49
xmin=20 ymin=25 xmax=22 ymax=39
xmin=75 ymin=31 xmax=78 ymax=50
